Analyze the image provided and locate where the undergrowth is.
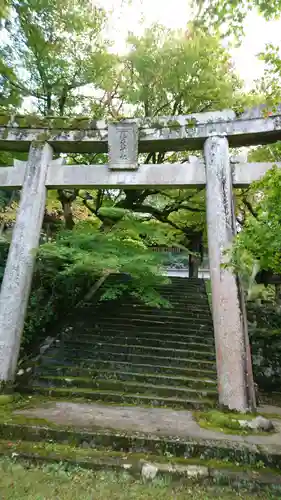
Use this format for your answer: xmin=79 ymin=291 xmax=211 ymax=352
xmin=0 ymin=459 xmax=280 ymax=499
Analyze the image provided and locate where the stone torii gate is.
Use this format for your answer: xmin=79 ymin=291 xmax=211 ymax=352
xmin=0 ymin=108 xmax=281 ymax=412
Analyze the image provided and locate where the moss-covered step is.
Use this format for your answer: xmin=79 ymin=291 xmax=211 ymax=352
xmin=23 ymin=386 xmax=215 ymax=409
xmin=114 ymin=314 xmax=213 ymax=326
xmin=115 ymin=298 xmax=209 ymax=307
xmin=88 ymin=325 xmax=214 ymax=339
xmin=34 ymin=366 xmax=217 ymax=389
xmin=1 ymin=422 xmax=281 ymax=470
xmin=48 ymin=331 xmax=214 ymax=348
xmin=36 ymin=360 xmax=217 ymax=380
xmin=40 ymin=351 xmax=216 ymax=370
xmin=158 ymin=292 xmax=208 ymax=298
xmin=65 ymin=336 xmax=215 ymax=352
xmin=95 ymin=304 xmax=212 ymax=320
xmin=156 ymin=286 xmax=204 ymax=292
xmin=2 ymin=440 xmax=281 ymax=488
xmin=2 ymin=439 xmax=281 ymax=487
xmin=116 ymin=297 xmax=209 ymax=306
xmin=158 ymin=301 xmax=210 ymax=309
xmin=152 ymin=296 xmax=209 ymax=304
xmin=114 ymin=302 xmax=210 ymax=313
xmin=58 ymin=343 xmax=215 ymax=361
xmin=95 ymin=315 xmax=213 ymax=327
xmin=157 ymin=280 xmax=204 ymax=287
xmin=158 ymin=278 xmax=204 ymax=284
xmin=52 ymin=344 xmax=216 ymax=363
xmin=33 ymin=375 xmax=218 ymax=400
xmin=157 ymin=291 xmax=209 ymax=298
xmin=91 ymin=320 xmax=213 ymax=334
xmin=157 ymin=286 xmax=207 ymax=293
xmin=157 ymin=288 xmax=206 ymax=294
xmin=116 ymin=308 xmax=213 ymax=320
xmin=112 ymin=315 xmax=212 ymax=326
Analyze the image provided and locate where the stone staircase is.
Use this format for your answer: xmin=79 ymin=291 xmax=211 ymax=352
xmin=10 ymin=279 xmax=281 ymax=489
xmin=24 ymin=276 xmax=217 ymax=409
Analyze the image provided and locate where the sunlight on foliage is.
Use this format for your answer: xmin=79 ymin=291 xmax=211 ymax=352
xmin=231 ymin=166 xmax=281 ymax=289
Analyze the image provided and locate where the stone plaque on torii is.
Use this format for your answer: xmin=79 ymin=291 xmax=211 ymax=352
xmin=0 ymin=106 xmax=281 ymax=412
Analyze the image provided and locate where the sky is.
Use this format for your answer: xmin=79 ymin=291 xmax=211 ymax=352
xmin=100 ymin=0 xmax=281 ymax=89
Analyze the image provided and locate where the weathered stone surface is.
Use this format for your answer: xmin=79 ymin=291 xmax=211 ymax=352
xmin=123 ymin=463 xmax=133 ymax=470
xmin=0 ymin=109 xmax=236 ymax=130
xmin=238 ymin=416 xmax=274 ymax=432
xmin=240 ymin=104 xmax=281 ymax=120
xmin=0 ymin=161 xmax=279 ymax=190
xmin=47 ymin=162 xmax=206 ymax=189
xmin=141 ymin=463 xmax=158 ymax=480
xmin=13 ymin=401 xmax=281 ymax=456
xmin=186 ymin=465 xmax=209 ymax=478
xmin=204 ymin=136 xmax=256 ymax=412
xmin=39 ymin=336 xmax=55 ymax=355
xmin=1 ymin=108 xmax=281 ymax=153
xmin=230 ymin=151 xmax=248 ymax=163
xmin=0 ymin=162 xmax=206 ymax=189
xmin=0 ymin=143 xmax=53 ymax=382
xmin=233 ymin=162 xmax=281 ymax=187
xmin=108 ymin=122 xmax=138 ymax=170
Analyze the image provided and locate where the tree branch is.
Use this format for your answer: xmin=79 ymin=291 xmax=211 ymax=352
xmin=144 ymin=153 xmax=154 ymax=164
xmin=242 ymin=197 xmax=258 ymax=219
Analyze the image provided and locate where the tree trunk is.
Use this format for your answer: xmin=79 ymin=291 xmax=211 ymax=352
xmin=57 ymin=189 xmax=76 ymax=230
xmin=275 ymin=284 xmax=281 ymax=307
xmin=189 ymin=254 xmax=199 ymax=278
xmin=188 ymin=232 xmax=203 ymax=278
xmin=61 ymin=200 xmax=75 ymax=230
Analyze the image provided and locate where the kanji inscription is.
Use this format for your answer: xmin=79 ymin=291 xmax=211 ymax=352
xmin=108 ymin=122 xmax=138 ymax=170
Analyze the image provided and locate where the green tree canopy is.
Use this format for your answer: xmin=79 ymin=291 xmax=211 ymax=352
xmin=232 ymin=167 xmax=281 ymax=285
xmin=117 ymin=25 xmax=243 ymax=117
xmin=1 ymin=0 xmax=115 ymax=115
xmin=87 ymin=25 xmax=246 ymax=254
xmin=0 ymin=7 xmax=261 ymax=272
xmin=192 ymin=0 xmax=281 ymax=38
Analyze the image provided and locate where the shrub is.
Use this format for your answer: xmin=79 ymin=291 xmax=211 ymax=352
xmin=0 ymin=220 xmax=169 ymax=355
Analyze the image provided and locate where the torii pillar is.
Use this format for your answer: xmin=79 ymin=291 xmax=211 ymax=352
xmin=204 ymin=136 xmax=256 ymax=412
xmin=0 ymin=142 xmax=53 ymax=384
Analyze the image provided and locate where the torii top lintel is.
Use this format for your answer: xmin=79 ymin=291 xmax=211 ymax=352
xmin=0 ymin=105 xmax=281 ymax=154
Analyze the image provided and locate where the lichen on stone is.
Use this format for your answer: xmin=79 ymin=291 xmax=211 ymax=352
xmin=185 ymin=118 xmax=197 ymax=128
xmin=0 ymin=115 xmax=10 ymax=126
xmin=1 ymin=129 xmax=9 ymax=140
xmin=166 ymin=120 xmax=181 ymax=130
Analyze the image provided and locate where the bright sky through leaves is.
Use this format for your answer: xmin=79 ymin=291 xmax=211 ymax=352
xmin=100 ymin=0 xmax=281 ymax=89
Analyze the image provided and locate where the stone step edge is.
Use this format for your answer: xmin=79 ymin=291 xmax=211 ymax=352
xmin=44 ymin=346 xmax=215 ymax=367
xmin=96 ymin=300 xmax=210 ymax=307
xmin=94 ymin=317 xmax=213 ymax=326
xmin=91 ymin=323 xmax=213 ymax=333
xmin=65 ymin=338 xmax=215 ymax=350
xmin=27 ymin=386 xmax=215 ymax=407
xmin=100 ymin=305 xmax=211 ymax=314
xmin=1 ymin=423 xmax=281 ymax=469
xmin=56 ymin=342 xmax=215 ymax=358
xmin=35 ymin=375 xmax=218 ymax=396
xmin=1 ymin=440 xmax=281 ymax=487
xmin=115 ymin=310 xmax=212 ymax=318
xmin=39 ymin=359 xmax=217 ymax=376
xmin=35 ymin=367 xmax=217 ymax=385
xmin=67 ymin=336 xmax=214 ymax=349
xmin=79 ymin=328 xmax=214 ymax=338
